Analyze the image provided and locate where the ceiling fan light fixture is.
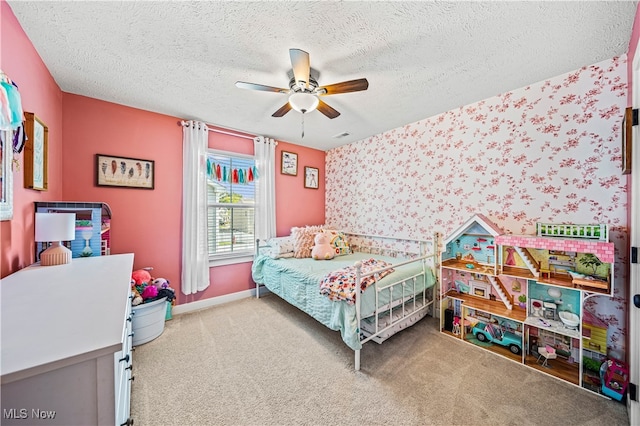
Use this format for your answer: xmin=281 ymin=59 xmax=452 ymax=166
xmin=289 ymin=92 xmax=319 ymax=114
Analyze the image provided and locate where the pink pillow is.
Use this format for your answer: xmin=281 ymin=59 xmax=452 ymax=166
xmin=291 ymin=225 xmax=324 ymax=258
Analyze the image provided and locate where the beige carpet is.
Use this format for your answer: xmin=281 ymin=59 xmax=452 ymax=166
xmin=130 ymin=294 xmax=629 ymax=425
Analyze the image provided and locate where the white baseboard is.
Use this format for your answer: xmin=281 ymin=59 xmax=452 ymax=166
xmin=172 ymin=286 xmax=270 ymax=315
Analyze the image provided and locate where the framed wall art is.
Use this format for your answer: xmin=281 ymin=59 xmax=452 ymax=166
xmin=281 ymin=151 xmax=298 ymax=176
xmin=23 ymin=112 xmax=48 ymax=191
xmin=96 ymin=154 xmax=155 ymax=189
xmin=304 ymin=166 xmax=319 ymax=189
xmin=622 ymin=107 xmax=636 ymax=175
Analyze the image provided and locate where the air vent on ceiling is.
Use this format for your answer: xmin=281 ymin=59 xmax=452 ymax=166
xmin=333 ymin=132 xmax=350 ymax=139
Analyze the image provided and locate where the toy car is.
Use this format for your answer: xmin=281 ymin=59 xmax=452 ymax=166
xmin=472 ymin=321 xmax=522 ymax=355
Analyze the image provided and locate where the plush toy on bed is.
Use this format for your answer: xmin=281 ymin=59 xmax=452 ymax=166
xmin=311 ymin=232 xmax=335 ymax=260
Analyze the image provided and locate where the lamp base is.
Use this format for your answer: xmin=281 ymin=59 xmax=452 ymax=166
xmin=40 ymin=242 xmax=72 ymax=266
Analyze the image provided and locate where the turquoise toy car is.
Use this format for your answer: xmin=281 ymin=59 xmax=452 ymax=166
xmin=472 ymin=321 xmax=522 ymax=355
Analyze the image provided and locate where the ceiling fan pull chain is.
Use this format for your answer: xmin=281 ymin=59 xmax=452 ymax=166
xmin=301 ymin=113 xmax=305 ymax=139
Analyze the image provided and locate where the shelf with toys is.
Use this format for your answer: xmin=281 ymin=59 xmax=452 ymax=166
xmin=439 ymin=214 xmax=626 ymax=399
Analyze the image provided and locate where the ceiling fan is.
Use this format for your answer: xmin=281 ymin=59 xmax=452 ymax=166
xmin=235 ymin=48 xmax=369 ymax=119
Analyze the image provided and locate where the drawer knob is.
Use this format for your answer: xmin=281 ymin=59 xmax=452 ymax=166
xmin=119 ymin=354 xmax=130 ymax=363
xmin=121 ymin=417 xmax=134 ymax=426
xmin=125 ymin=365 xmax=133 ymax=371
xmin=129 ymin=376 xmax=135 ymax=382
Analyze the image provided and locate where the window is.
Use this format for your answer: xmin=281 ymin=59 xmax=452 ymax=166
xmin=206 ymin=151 xmax=256 ymax=262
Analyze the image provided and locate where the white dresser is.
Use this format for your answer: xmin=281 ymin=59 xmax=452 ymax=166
xmin=1 ymin=254 xmax=135 ymax=426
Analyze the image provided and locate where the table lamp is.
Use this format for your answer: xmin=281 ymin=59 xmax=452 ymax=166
xmin=35 ymin=212 xmax=76 ymax=266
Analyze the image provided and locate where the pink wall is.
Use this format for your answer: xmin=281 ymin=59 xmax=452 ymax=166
xmin=61 ymin=93 xmax=183 ymax=284
xmin=180 ymin=128 xmax=326 ymax=304
xmin=61 ymin=97 xmax=325 ymax=306
xmin=275 ymin=143 xmax=326 ymax=236
xmin=1 ymin=0 xmax=64 ymax=277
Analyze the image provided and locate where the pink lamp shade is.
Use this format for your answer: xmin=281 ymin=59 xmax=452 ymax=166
xmin=35 ymin=213 xmax=76 ymax=266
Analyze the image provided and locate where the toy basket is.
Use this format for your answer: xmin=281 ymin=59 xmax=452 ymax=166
xmin=131 ymin=297 xmax=167 ymax=346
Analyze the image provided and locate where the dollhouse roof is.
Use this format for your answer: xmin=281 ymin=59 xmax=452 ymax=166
xmin=583 ymin=308 xmax=608 ymax=328
xmin=443 ymin=214 xmax=504 ymax=246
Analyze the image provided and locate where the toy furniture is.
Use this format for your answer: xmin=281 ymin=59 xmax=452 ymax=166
xmin=452 ymin=316 xmax=461 ymax=335
xmin=569 ymin=272 xmax=610 ymax=291
xmin=600 ymin=358 xmax=629 ymax=402
xmin=539 ymin=267 xmax=551 ymax=280
xmin=537 ymin=345 xmax=557 ymax=368
xmin=440 ymin=215 xmax=618 ymax=398
xmin=1 ymin=254 xmax=135 ymax=426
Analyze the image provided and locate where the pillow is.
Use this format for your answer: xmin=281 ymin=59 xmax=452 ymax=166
xmin=291 ymin=225 xmax=324 ymax=258
xmin=324 ymin=230 xmax=352 ymax=256
xmin=267 ymin=236 xmax=294 ymax=255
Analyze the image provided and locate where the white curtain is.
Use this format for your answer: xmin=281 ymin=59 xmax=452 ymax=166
xmin=253 ymin=136 xmax=277 ymax=241
xmin=181 ymin=121 xmax=210 ymax=295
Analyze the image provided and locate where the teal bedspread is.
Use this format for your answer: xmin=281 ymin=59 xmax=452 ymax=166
xmin=251 ymin=252 xmax=435 ymax=350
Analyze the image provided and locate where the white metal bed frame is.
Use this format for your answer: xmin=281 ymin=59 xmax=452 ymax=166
xmin=255 ymin=232 xmax=441 ymax=371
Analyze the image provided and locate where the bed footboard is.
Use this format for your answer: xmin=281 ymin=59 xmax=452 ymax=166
xmin=352 ymin=232 xmax=440 ymax=371
xmin=253 ymin=232 xmax=441 ymax=371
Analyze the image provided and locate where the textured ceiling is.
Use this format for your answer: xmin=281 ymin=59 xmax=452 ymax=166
xmin=7 ymin=1 xmax=638 ymax=151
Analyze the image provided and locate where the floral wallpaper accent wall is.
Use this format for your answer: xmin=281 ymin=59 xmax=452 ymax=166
xmin=326 ymin=56 xmax=628 ymax=358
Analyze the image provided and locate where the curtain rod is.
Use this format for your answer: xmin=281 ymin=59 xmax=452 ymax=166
xmin=178 ymin=120 xmax=255 ymax=140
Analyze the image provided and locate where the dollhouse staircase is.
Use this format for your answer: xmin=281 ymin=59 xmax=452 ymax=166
xmin=487 ymin=276 xmax=513 ymax=310
xmin=513 ymin=246 xmax=540 ymax=278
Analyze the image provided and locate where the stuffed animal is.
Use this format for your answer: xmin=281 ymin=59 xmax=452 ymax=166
xmin=153 ymin=277 xmax=171 ymax=290
xmin=131 ymin=269 xmax=153 ymax=304
xmin=130 ymin=279 xmax=143 ymax=306
xmin=311 ymin=232 xmax=335 ymax=260
xmin=132 ymin=269 xmax=152 ymax=286
xmin=141 ymin=285 xmax=158 ymax=300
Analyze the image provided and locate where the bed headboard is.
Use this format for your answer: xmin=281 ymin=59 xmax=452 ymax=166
xmin=344 ymin=232 xmax=440 ymax=260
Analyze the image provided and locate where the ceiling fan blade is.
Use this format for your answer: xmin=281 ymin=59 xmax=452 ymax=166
xmin=318 ymin=78 xmax=369 ymax=95
xmin=272 ymin=102 xmax=292 ymax=118
xmin=317 ymin=100 xmax=340 ymax=119
xmin=235 ymin=81 xmax=288 ymax=93
xmin=290 ymin=48 xmax=310 ymax=89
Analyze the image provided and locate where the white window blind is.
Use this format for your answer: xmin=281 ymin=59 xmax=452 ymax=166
xmin=206 ymin=152 xmax=256 ymax=258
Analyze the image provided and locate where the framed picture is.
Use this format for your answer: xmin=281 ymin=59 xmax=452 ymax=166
xmin=304 ymin=166 xmax=319 ymax=189
xmin=622 ymin=106 xmax=634 ymax=175
xmin=281 ymin=151 xmax=297 ymax=176
xmin=96 ymin=154 xmax=155 ymax=189
xmin=23 ymin=112 xmax=48 ymax=191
